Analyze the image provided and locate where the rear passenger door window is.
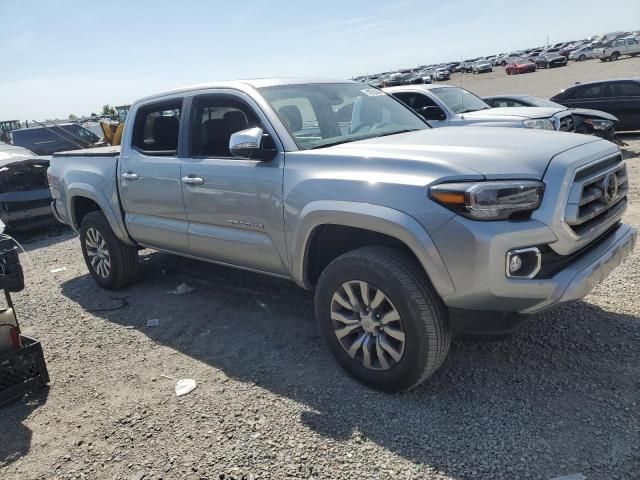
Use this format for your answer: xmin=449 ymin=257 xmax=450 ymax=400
xmin=607 ymin=81 xmax=640 ymax=97
xmin=131 ymin=100 xmax=182 ymax=155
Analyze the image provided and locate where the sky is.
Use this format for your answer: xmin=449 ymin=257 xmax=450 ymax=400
xmin=1 ymin=0 xmax=638 ymax=120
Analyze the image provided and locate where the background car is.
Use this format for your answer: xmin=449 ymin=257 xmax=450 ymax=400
xmin=472 ymin=60 xmax=493 ymax=73
xmin=0 ymin=143 xmax=53 ymax=230
xmin=550 ymin=78 xmax=640 ymax=131
xmin=535 ymin=53 xmax=568 ymax=68
xmin=10 ymin=123 xmax=100 ymax=155
xmin=495 ymin=52 xmax=524 ymax=66
xmin=569 ymin=45 xmax=598 ymax=61
xmin=505 ymin=59 xmax=536 ymax=75
xmin=482 ymin=94 xmax=620 ymax=141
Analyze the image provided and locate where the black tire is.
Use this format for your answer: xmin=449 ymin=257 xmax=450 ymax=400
xmin=610 ymin=52 xmax=619 ymax=61
xmin=80 ymin=211 xmax=138 ymax=290
xmin=579 ymin=54 xmax=586 ymax=61
xmin=315 ymin=246 xmax=450 ymax=392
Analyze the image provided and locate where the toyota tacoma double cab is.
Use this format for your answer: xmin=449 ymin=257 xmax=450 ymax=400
xmin=48 ymin=79 xmax=636 ymax=392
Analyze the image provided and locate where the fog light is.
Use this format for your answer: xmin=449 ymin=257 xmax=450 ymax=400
xmin=506 ymin=247 xmax=541 ymax=279
xmin=508 ymin=254 xmax=523 ymax=274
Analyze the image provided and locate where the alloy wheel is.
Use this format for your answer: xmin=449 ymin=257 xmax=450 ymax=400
xmin=85 ymin=227 xmax=111 ymax=278
xmin=330 ymin=281 xmax=406 ymax=371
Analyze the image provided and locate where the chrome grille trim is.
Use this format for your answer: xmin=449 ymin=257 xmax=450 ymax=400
xmin=564 ymin=153 xmax=627 ymax=237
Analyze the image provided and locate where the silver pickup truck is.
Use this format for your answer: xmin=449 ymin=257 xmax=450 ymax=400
xmin=48 ymin=79 xmax=636 ymax=392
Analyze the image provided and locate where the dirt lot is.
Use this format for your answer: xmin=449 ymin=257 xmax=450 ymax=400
xmin=2 ymin=59 xmax=640 ymax=480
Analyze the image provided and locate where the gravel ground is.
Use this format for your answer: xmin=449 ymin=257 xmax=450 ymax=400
xmin=1 ymin=61 xmax=640 ymax=480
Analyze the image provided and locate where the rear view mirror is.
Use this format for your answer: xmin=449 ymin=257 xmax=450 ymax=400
xmin=417 ymin=106 xmax=447 ymax=121
xmin=229 ymin=127 xmax=276 ymax=161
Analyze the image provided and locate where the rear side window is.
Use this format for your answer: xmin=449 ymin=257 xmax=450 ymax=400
xmin=576 ymin=84 xmax=605 ymax=99
xmin=607 ymin=81 xmax=640 ymax=97
xmin=132 ymin=99 xmax=183 ymax=155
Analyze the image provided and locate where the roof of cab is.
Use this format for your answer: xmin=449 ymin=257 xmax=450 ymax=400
xmin=135 ymin=78 xmax=358 ymax=104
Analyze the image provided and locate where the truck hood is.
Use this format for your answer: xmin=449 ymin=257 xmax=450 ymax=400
xmin=327 ymin=127 xmax=603 ymax=179
xmin=463 ymin=106 xmax=564 ymax=121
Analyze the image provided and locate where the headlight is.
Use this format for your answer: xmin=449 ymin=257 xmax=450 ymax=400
xmin=429 ymin=181 xmax=545 ymax=220
xmin=523 ymin=118 xmax=556 ymax=130
xmin=585 ymin=119 xmax=614 ymax=131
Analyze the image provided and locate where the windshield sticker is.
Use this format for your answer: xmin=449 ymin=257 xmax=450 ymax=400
xmin=361 ymin=88 xmax=385 ymax=97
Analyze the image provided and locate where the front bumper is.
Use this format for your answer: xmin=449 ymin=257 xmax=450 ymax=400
xmin=0 ymin=190 xmax=54 ymax=229
xmin=432 ymin=216 xmax=636 ymax=315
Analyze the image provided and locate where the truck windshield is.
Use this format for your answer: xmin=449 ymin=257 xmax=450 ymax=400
xmin=430 ymin=87 xmax=490 ymax=114
xmin=259 ymin=83 xmax=428 ymax=150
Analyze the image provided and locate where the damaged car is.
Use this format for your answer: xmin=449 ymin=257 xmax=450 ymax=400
xmin=482 ymin=94 xmax=620 ymax=142
xmin=0 ymin=144 xmax=53 ymax=230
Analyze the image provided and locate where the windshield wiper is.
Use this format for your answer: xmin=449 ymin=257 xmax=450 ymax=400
xmin=459 ymin=107 xmax=489 ymax=113
xmin=309 ymin=129 xmax=422 ymax=149
xmin=376 ymin=128 xmax=421 ymax=137
xmin=309 ymin=139 xmax=356 ymax=149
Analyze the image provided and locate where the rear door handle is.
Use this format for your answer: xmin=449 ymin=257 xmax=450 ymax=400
xmin=181 ymin=175 xmax=205 ymax=186
xmin=121 ymin=172 xmax=139 ymax=181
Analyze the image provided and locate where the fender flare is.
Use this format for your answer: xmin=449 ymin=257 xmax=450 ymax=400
xmin=291 ymin=201 xmax=455 ymax=297
xmin=66 ymin=183 xmax=136 ymax=246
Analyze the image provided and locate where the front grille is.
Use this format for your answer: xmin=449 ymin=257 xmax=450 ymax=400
xmin=558 ymin=114 xmax=575 ymax=132
xmin=564 ymin=154 xmax=627 ymax=237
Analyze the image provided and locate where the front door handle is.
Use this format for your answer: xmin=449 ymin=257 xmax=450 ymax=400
xmin=181 ymin=175 xmax=205 ymax=186
xmin=121 ymin=172 xmax=139 ymax=181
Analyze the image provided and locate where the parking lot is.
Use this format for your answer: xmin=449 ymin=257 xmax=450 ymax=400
xmin=440 ymin=55 xmax=640 ymax=99
xmin=2 ymin=59 xmax=640 ymax=480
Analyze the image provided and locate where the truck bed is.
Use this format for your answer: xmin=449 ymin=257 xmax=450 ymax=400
xmin=52 ymin=146 xmax=121 ymax=158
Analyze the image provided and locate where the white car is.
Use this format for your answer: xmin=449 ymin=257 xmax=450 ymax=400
xmin=569 ymin=45 xmax=598 ymax=61
xmin=472 ymin=60 xmax=493 ymax=73
xmin=384 ymin=84 xmax=576 ymax=132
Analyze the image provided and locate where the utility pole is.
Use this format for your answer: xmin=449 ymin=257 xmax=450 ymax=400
xmin=546 ymin=34 xmax=549 ymax=47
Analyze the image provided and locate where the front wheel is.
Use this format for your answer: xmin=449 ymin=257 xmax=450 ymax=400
xmin=610 ymin=52 xmax=619 ymax=61
xmin=579 ymin=54 xmax=586 ymax=61
xmin=80 ymin=211 xmax=139 ymax=289
xmin=315 ymin=246 xmax=451 ymax=392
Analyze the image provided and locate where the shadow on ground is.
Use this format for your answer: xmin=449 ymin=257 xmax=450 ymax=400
xmin=0 ymin=388 xmax=49 ymax=468
xmin=58 ymin=250 xmax=640 ymax=478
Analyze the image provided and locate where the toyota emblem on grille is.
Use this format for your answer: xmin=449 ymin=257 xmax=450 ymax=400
xmin=603 ymin=172 xmax=619 ymax=205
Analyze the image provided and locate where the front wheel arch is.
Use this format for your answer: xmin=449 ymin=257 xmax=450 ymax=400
xmin=292 ymin=203 xmax=456 ymax=298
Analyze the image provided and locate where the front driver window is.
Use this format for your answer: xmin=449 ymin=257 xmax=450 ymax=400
xmin=191 ymin=95 xmax=260 ymax=157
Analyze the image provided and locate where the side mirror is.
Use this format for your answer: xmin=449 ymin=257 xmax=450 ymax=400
xmin=417 ymin=106 xmax=447 ymax=121
xmin=229 ymin=127 xmax=276 ymax=161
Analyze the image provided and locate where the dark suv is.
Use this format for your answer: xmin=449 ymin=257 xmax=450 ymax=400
xmin=11 ymin=123 xmax=100 ymax=155
xmin=550 ymin=79 xmax=640 ymax=131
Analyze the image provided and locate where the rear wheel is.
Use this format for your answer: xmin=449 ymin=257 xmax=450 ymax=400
xmin=579 ymin=54 xmax=586 ymax=61
xmin=80 ymin=211 xmax=138 ymax=290
xmin=315 ymin=246 xmax=450 ymax=392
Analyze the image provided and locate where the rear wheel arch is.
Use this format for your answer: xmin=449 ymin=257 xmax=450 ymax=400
xmin=71 ymin=196 xmax=100 ymax=230
xmin=67 ymin=186 xmax=135 ymax=246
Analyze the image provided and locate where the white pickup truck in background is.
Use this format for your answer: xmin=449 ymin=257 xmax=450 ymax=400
xmin=597 ymin=35 xmax=640 ymax=61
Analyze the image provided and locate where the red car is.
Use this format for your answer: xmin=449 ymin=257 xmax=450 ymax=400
xmin=505 ymin=60 xmax=537 ymax=75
